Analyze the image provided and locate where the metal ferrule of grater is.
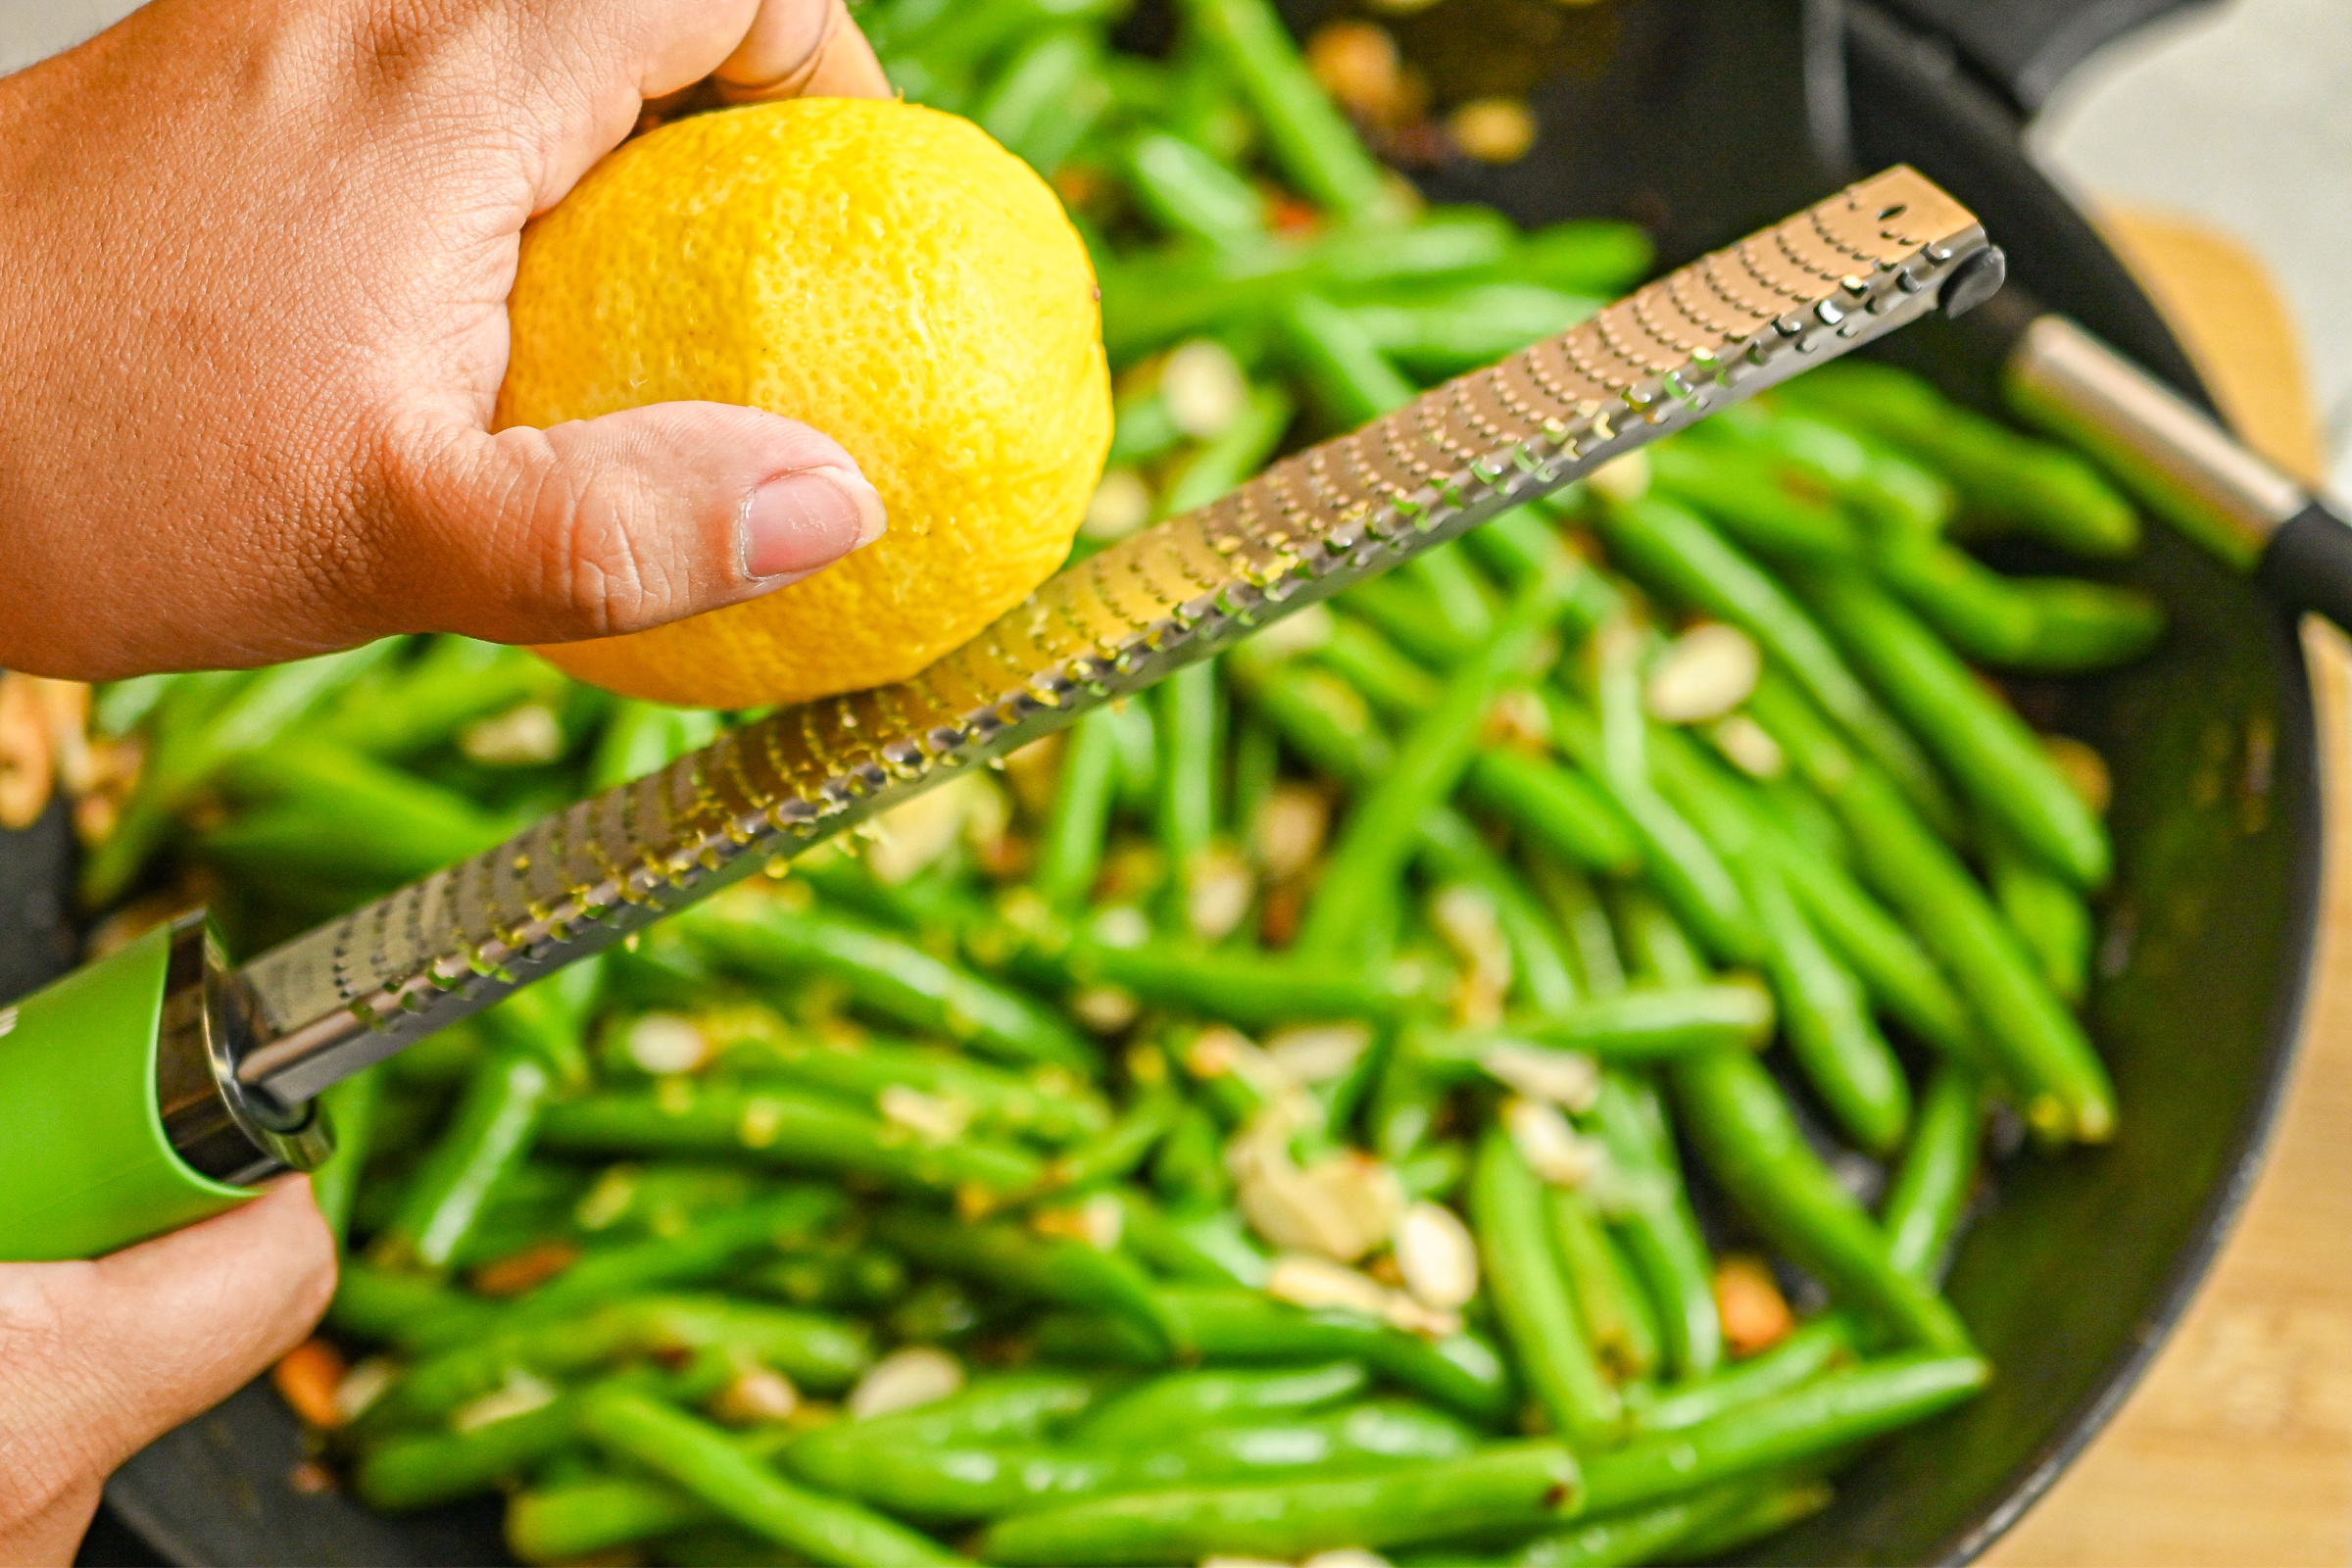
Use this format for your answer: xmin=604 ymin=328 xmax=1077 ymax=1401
xmin=172 ymin=165 xmax=1996 ymax=1171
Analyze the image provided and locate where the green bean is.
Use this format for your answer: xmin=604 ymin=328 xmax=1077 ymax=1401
xmin=871 ymin=1206 xmax=1179 ymax=1354
xmin=1107 ymin=384 xmax=1185 ymax=466
xmin=1153 ymin=661 xmax=1220 ymax=923
xmin=1505 ymin=220 xmax=1654 ymax=295
xmin=1417 ymin=813 xmax=1582 ymax=1013
xmin=1341 ymin=569 xmax=1483 ymax=665
xmin=207 ymin=740 xmax=514 ymax=885
xmin=1472 ymin=1129 xmax=1625 ymax=1446
xmin=981 ymin=1441 xmax=1582 ymax=1565
xmin=1547 ymin=1185 xmax=1659 ymax=1382
xmin=1280 ymin=287 xmax=1417 ymax=424
xmin=1049 ymin=1085 xmax=1183 ymax=1191
xmin=1883 ymin=1064 xmax=1986 ymax=1285
xmin=509 ymin=1186 xmax=846 ymax=1323
xmin=720 ymin=1029 xmax=1108 ymax=1145
xmin=1464 ymin=749 xmax=1644 ymax=876
xmin=377 ymin=1293 xmax=870 ymax=1435
xmin=313 ymin=1065 xmax=384 ymax=1250
xmin=328 ymin=1263 xmax=500 ymax=1354
xmin=978 ymin=28 xmax=1111 ymax=172
xmin=1795 ymin=569 xmax=2108 ymax=889
xmin=320 ymin=638 xmax=565 ymax=761
xmin=1035 ymin=708 xmax=1123 ymax=910
xmin=1645 ymin=722 xmax=1976 ymax=1060
xmin=1744 ymin=858 xmax=1911 ymax=1155
xmin=580 ymin=1387 xmax=959 ymax=1568
xmin=1580 ymin=1353 xmax=1987 ymax=1515
xmin=1782 ymin=361 xmax=2138 ymax=557
xmin=680 ymin=899 xmax=1094 ymax=1072
xmin=1592 ymin=494 xmax=1958 ymax=838
xmin=1412 ymin=986 xmax=1772 ymax=1075
xmin=571 ymin=1163 xmax=777 ymax=1244
xmin=796 ymin=1400 xmax=1477 ymax=1523
xmin=1071 ymin=1361 xmax=1369 ymax=1444
xmin=1296 ymin=575 xmax=1571 ymax=959
xmin=510 ymin=1476 xmax=713 ymax=1564
xmin=1345 ymin=281 xmax=1598 ymax=378
xmin=87 ymin=643 xmax=397 ymax=904
xmin=1719 ymin=401 xmax=1958 ymax=537
xmin=1179 ymin=0 xmax=1400 ymax=226
xmin=1159 ymin=381 xmax=1295 ymax=515
xmin=1228 ymin=704 xmax=1279 ymax=839
xmin=1670 ymin=1474 xmax=1836 ymax=1557
xmin=1586 ymin=1069 xmax=1720 ymax=1382
xmin=590 ymin=700 xmax=721 ymax=793
xmin=1143 ymin=1287 xmax=1513 ymax=1424
xmin=1505 ymin=1478 xmax=1790 ymax=1568
xmin=2010 ymin=575 xmax=2168 ymax=671
xmin=1622 ymin=1315 xmax=1854 ymax=1434
xmin=749 ymin=1245 xmax=908 ymax=1312
xmin=1096 ymin=212 xmax=1512 ymax=362
xmin=1051 ymin=929 xmax=1430 ymax=1022
xmin=1459 ymin=504 xmax=1627 ymax=631
xmin=1320 ymin=612 xmax=1444 ymax=715
xmin=1647 ymin=439 xmax=1861 ymax=563
xmin=1984 ymin=820 xmax=2094 ymax=1004
xmin=1544 ymin=672 xmax=1759 ymax=967
xmin=1125 ymin=129 xmax=1266 ymax=247
xmin=1146 ymin=1103 xmax=1231 ymax=1213
xmin=1526 ymin=852 xmax=1627 ymax=999
xmin=358 ymin=1396 xmax=585 ymax=1510
xmin=1670 ymin=1052 xmax=1969 ymax=1354
xmin=793 ymin=1372 xmax=1111 ymax=1466
xmin=1747 ymin=673 xmax=2114 ymax=1142
xmin=369 ymin=1047 xmax=553 ymax=1275
xmin=536 ymin=1085 xmax=1047 ymax=1198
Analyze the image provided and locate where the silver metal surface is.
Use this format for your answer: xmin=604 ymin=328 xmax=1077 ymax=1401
xmin=2003 ymin=314 xmax=2309 ymax=571
xmin=156 ymin=914 xmax=331 ymax=1180
xmin=225 ymin=167 xmax=1991 ymax=1118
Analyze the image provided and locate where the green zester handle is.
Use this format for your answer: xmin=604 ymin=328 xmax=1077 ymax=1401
xmin=0 ymin=923 xmax=250 ymax=1260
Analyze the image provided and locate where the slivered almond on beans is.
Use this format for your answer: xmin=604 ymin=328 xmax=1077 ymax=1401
xmin=271 ymin=1339 xmax=349 ymax=1429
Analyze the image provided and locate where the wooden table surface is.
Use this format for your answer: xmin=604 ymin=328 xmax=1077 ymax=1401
xmin=1983 ymin=211 xmax=2352 ymax=1566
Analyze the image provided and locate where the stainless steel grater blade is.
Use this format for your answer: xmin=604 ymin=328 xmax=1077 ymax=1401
xmin=221 ymin=166 xmax=1995 ymax=1122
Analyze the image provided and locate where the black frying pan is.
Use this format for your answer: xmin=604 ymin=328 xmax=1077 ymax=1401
xmin=9 ymin=0 xmax=2322 ymax=1561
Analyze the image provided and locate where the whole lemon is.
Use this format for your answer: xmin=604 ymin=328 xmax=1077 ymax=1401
xmin=498 ymin=99 xmax=1111 ymax=709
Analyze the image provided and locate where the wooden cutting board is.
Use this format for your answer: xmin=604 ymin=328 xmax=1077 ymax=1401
xmin=1984 ymin=210 xmax=2352 ymax=1567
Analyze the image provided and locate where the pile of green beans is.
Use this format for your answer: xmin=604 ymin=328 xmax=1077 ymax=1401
xmin=84 ymin=1 xmax=2168 ymax=1562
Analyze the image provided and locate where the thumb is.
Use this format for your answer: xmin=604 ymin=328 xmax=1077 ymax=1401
xmin=0 ymin=1181 xmax=335 ymax=1563
xmin=385 ymin=401 xmax=888 ymax=646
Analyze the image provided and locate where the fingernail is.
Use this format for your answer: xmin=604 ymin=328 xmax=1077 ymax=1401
xmin=742 ymin=466 xmax=888 ymax=579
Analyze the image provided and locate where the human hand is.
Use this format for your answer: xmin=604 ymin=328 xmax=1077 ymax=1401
xmin=0 ymin=1181 xmax=334 ymax=1565
xmin=0 ymin=0 xmax=894 ymax=681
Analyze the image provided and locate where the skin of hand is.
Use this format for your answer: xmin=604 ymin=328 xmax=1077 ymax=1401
xmin=0 ymin=0 xmax=895 ymax=681
xmin=0 ymin=1181 xmax=335 ymax=1565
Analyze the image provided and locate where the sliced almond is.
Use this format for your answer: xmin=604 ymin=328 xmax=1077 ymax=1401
xmin=0 ymin=674 xmax=54 ymax=830
xmin=1586 ymin=450 xmax=1651 ymax=503
xmin=622 ymin=1013 xmax=710 ymax=1076
xmin=453 ymin=1368 xmax=559 ymax=1433
xmin=1186 ymin=845 xmax=1257 ymax=942
xmin=1480 ymin=1041 xmax=1600 ymax=1112
xmin=847 ymin=1348 xmax=963 ymax=1421
xmin=332 ymin=1357 xmax=400 ymax=1425
xmin=270 ymin=1339 xmax=348 ymax=1430
xmin=1646 ymin=623 xmax=1762 ymax=724
xmin=1160 ymin=339 xmax=1250 ymax=439
xmin=1266 ymin=1254 xmax=1394 ymax=1317
xmin=1710 ymin=712 xmax=1786 ymax=779
xmin=1251 ymin=783 xmax=1331 ymax=880
xmin=1082 ymin=466 xmax=1154 ymax=542
xmin=1505 ymin=1098 xmax=1599 ymax=1187
xmin=459 ymin=703 xmax=564 ymax=766
xmin=867 ymin=773 xmax=985 ymax=884
xmin=879 ymin=1085 xmax=972 ymax=1145
xmin=1393 ymin=1200 xmax=1479 ymax=1311
xmin=710 ymin=1366 xmax=801 ymax=1426
xmin=1264 ymin=1022 xmax=1374 ymax=1086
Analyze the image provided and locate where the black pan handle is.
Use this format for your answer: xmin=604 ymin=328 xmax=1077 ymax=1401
xmin=1994 ymin=311 xmax=2352 ymax=633
xmin=1871 ymin=0 xmax=2223 ymax=114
